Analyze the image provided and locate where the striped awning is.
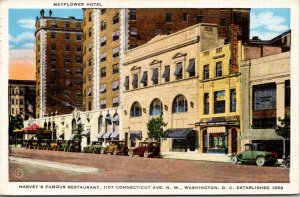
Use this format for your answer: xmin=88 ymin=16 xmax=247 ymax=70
xmin=96 ymin=131 xmax=105 ymax=138
xmin=102 ymin=132 xmax=112 ymax=138
xmin=110 ymin=131 xmax=119 ymax=138
xmin=207 ymin=127 xmax=226 ymax=134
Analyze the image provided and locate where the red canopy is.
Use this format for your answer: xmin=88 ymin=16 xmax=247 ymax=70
xmin=24 ymin=123 xmax=42 ymax=131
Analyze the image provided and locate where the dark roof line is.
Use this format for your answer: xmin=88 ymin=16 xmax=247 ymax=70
xmin=250 ymin=29 xmax=291 ymax=44
xmin=37 ymin=16 xmax=83 ymax=21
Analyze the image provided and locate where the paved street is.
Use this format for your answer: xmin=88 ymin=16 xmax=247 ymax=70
xmin=9 ymin=148 xmax=289 ymax=182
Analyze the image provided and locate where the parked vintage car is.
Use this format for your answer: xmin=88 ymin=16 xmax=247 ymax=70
xmin=103 ymin=140 xmax=128 ymax=155
xmin=83 ymin=141 xmax=105 ymax=154
xmin=46 ymin=140 xmax=63 ymax=150
xmin=38 ymin=139 xmax=50 ymax=149
xmin=128 ymin=141 xmax=160 ymax=158
xmin=68 ymin=139 xmax=81 ymax=152
xmin=58 ymin=140 xmax=70 ymax=151
xmin=230 ymin=143 xmax=277 ymax=166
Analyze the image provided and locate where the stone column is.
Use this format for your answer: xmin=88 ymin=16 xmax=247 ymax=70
xmin=276 ymin=81 xmax=285 ymax=123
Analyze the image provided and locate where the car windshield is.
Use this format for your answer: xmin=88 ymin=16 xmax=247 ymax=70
xmin=257 ymin=144 xmax=267 ymax=151
xmin=245 ymin=145 xmax=252 ymax=151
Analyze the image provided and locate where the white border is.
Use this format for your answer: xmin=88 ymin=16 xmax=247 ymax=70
xmin=1 ymin=0 xmax=299 ymax=195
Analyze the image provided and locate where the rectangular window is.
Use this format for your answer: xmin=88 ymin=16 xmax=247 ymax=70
xmin=112 ymin=97 xmax=119 ymax=107
xmin=129 ymin=44 xmax=137 ymax=49
xmin=100 ymin=67 xmax=106 ymax=77
xmin=76 ymin=56 xmax=82 ymax=64
xmin=203 ymin=51 xmax=209 ymax=56
xmin=125 ymin=76 xmax=129 ymax=90
xmin=88 ymin=27 xmax=92 ymax=37
xmin=183 ymin=13 xmax=188 ymax=22
xmin=51 ymin=55 xmax=56 ymax=62
xmin=162 ymin=65 xmax=170 ymax=82
xmin=214 ymin=90 xmax=225 ymax=114
xmin=113 ymin=48 xmax=119 ymax=58
xmin=76 ymin=35 xmax=82 ymax=41
xmin=112 ymin=64 xmax=119 ymax=74
xmin=51 ymin=20 xmax=57 ymax=27
xmin=65 ymin=22 xmax=70 ymax=28
xmin=76 ymin=45 xmax=82 ymax=53
xmin=285 ymin=80 xmax=290 ymax=107
xmin=141 ymin=71 xmax=148 ymax=87
xmin=230 ymin=89 xmax=236 ymax=112
xmin=187 ymin=58 xmax=195 ymax=77
xmin=112 ymin=30 xmax=120 ymax=41
xmin=152 ymin=68 xmax=158 ymax=85
xmin=101 ymin=36 xmax=106 ymax=46
xmin=216 ymin=47 xmax=222 ymax=53
xmin=100 ymin=84 xmax=106 ymax=94
xmin=166 ymin=13 xmax=172 ymax=23
xmin=100 ymin=99 xmax=106 ymax=109
xmin=76 ymin=22 xmax=81 ymax=29
xmin=253 ymin=83 xmax=276 ymax=110
xmin=88 ymin=72 xmax=92 ymax=81
xmin=11 ymin=98 xmax=14 ymax=105
xmin=132 ymin=73 xmax=139 ymax=89
xmin=112 ymin=80 xmax=119 ymax=91
xmin=88 ymin=58 xmax=92 ymax=66
xmin=101 ymin=9 xmax=106 ymax=15
xmin=130 ymin=27 xmax=137 ymax=38
xmin=174 ymin=62 xmax=183 ymax=80
xmin=197 ymin=15 xmax=204 ymax=23
xmin=51 ymin=32 xmax=56 ymax=39
xmin=65 ymin=57 xmax=70 ymax=64
xmin=65 ymin=44 xmax=70 ymax=52
xmin=113 ymin=13 xmax=119 ymax=24
xmin=129 ymin=9 xmax=137 ymax=21
xmin=220 ymin=17 xmax=226 ymax=27
xmin=216 ymin=61 xmax=222 ymax=77
xmin=100 ymin=52 xmax=106 ymax=62
xmin=101 ymin=21 xmax=107 ymax=31
xmin=154 ymin=28 xmax=161 ymax=36
xmin=89 ymin=12 xmax=92 ymax=22
xmin=88 ymin=43 xmax=92 ymax=51
xmin=203 ymin=64 xmax=209 ymax=79
xmin=204 ymin=93 xmax=209 ymax=114
xmin=65 ymin=33 xmax=70 ymax=40
xmin=236 ymin=12 xmax=242 ymax=22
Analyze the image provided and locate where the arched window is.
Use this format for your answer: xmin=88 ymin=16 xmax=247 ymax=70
xmin=71 ymin=118 xmax=76 ymax=133
xmin=172 ymin=95 xmax=188 ymax=113
xmin=98 ymin=115 xmax=103 ymax=132
xmin=130 ymin=102 xmax=142 ymax=117
xmin=150 ymin=98 xmax=163 ymax=116
xmin=48 ymin=121 xmax=51 ymax=130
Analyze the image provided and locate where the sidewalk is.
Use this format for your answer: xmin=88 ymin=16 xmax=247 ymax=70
xmin=161 ymin=152 xmax=230 ymax=163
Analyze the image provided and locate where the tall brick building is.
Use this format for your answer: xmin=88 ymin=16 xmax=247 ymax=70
xmin=82 ymin=8 xmax=250 ymax=111
xmin=35 ymin=12 xmax=83 ymax=118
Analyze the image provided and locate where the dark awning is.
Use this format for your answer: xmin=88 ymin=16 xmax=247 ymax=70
xmin=163 ymin=128 xmax=194 ymax=139
xmin=140 ymin=72 xmax=147 ymax=83
xmin=162 ymin=66 xmax=170 ymax=78
xmin=132 ymin=74 xmax=138 ymax=86
xmin=174 ymin=63 xmax=182 ymax=76
xmin=130 ymin=131 xmax=142 ymax=140
xmin=151 ymin=68 xmax=158 ymax=81
xmin=240 ymin=129 xmax=284 ymax=140
xmin=186 ymin=59 xmax=195 ymax=73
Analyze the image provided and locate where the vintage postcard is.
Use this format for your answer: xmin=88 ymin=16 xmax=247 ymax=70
xmin=0 ymin=0 xmax=299 ymax=195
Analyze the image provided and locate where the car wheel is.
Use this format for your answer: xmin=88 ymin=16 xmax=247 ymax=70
xmin=112 ymin=149 xmax=118 ymax=155
xmin=128 ymin=149 xmax=134 ymax=157
xmin=256 ymin=157 xmax=265 ymax=166
xmin=283 ymin=159 xmax=290 ymax=169
xmin=143 ymin=151 xmax=149 ymax=158
xmin=230 ymin=155 xmax=238 ymax=164
xmin=100 ymin=148 xmax=105 ymax=154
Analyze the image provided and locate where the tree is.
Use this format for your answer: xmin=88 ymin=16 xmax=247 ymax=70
xmin=9 ymin=115 xmax=23 ymax=134
xmin=275 ymin=115 xmax=290 ymax=158
xmin=275 ymin=115 xmax=290 ymax=139
xmin=73 ymin=123 xmax=84 ymax=140
xmin=147 ymin=116 xmax=168 ymax=141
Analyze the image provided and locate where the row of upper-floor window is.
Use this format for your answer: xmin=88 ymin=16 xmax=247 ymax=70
xmin=124 ymin=59 xmax=195 ymax=90
xmin=127 ymin=9 xmax=242 ymax=25
xmin=49 ymin=77 xmax=83 ymax=86
xmin=11 ymin=98 xmax=24 ymax=105
xmin=50 ymin=43 xmax=82 ymax=53
xmin=49 ymin=20 xmax=82 ymax=29
xmin=11 ymin=107 xmax=24 ymax=115
xmin=48 ymin=54 xmax=83 ymax=64
xmin=129 ymin=95 xmax=188 ymax=118
xmin=203 ymin=89 xmax=236 ymax=115
xmin=84 ymin=61 xmax=119 ymax=75
xmin=49 ymin=32 xmax=82 ymax=41
xmin=84 ymin=80 xmax=119 ymax=94
xmin=84 ymin=97 xmax=119 ymax=111
xmin=10 ymin=88 xmax=24 ymax=95
xmin=84 ymin=43 xmax=119 ymax=59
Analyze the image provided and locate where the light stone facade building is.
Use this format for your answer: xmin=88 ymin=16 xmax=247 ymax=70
xmin=122 ymin=24 xmax=223 ymax=151
xmin=240 ymin=51 xmax=290 ymax=158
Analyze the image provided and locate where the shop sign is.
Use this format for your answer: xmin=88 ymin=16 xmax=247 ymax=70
xmin=230 ymin=24 xmax=239 ymax=74
xmin=195 ymin=121 xmax=239 ymax=126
